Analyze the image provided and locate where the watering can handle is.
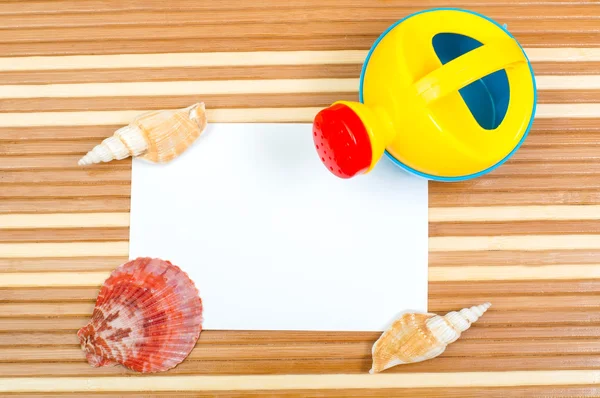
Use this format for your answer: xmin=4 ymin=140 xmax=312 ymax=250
xmin=412 ymin=38 xmax=526 ymax=105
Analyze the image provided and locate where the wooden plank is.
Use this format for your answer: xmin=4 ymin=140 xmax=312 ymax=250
xmin=5 ymin=339 xmax=600 ymax=362
xmin=4 ymin=385 xmax=600 ymax=398
xmin=0 ymin=105 xmax=594 ymax=129
xmin=0 ymin=62 xmax=597 ymax=86
xmin=429 ymin=191 xmax=600 ymax=207
xmin=0 ymin=213 xmax=129 ymax=229
xmin=6 ymin=279 xmax=600 ymax=302
xmin=0 ymin=90 xmax=596 ymax=113
xmin=3 ymin=371 xmax=600 ymax=392
xmin=429 ymin=220 xmax=600 ymax=237
xmin=0 ymin=184 xmax=131 ymax=198
xmin=6 ymin=295 xmax=600 ymax=317
xmin=2 ymin=7 xmax=600 ymax=29
xmin=0 ymin=64 xmax=363 ymax=85
xmin=429 ymin=235 xmax=600 ymax=252
xmin=0 ymin=108 xmax=324 ymax=127
xmin=0 ymin=92 xmax=354 ymax=113
xmin=0 ymin=198 xmax=131 ymax=214
xmin=429 ymin=205 xmax=600 ymax=222
xmin=0 ymin=242 xmax=128 ymax=258
xmin=0 ymin=0 xmax=593 ymax=14
xmin=0 ymin=227 xmax=128 ymax=243
xmin=0 ymin=76 xmax=591 ymax=100
xmin=430 ymin=250 xmax=600 ymax=267
xmin=0 ymin=33 xmax=598 ymax=57
xmin=0 ymin=48 xmax=596 ymax=75
xmin=0 ymin=170 xmax=131 ymax=184
xmin=429 ymin=265 xmax=600 ymax=281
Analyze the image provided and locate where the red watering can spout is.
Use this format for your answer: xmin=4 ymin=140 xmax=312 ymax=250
xmin=312 ymin=103 xmax=373 ymax=179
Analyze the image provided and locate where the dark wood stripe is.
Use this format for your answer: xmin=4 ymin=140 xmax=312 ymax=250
xmin=490 ymin=162 xmax=600 ymax=177
xmin=0 ymin=64 xmax=363 ymax=85
xmin=534 ymin=62 xmax=600 ymax=76
xmin=539 ymin=90 xmax=600 ymax=104
xmin=0 ymin=155 xmax=131 ymax=171
xmin=0 ymin=170 xmax=131 ymax=184
xmin=0 ymin=198 xmax=131 ymax=214
xmin=2 ymin=20 xmax=600 ymax=46
xmin=0 ymin=257 xmax=126 ymax=273
xmin=0 ymin=0 xmax=589 ymax=14
xmin=510 ymin=147 xmax=600 ymax=162
xmin=2 ymin=5 xmax=599 ymax=28
xmin=0 ymin=227 xmax=129 ymax=243
xmin=0 ymin=184 xmax=130 ymax=199
xmin=1 ymin=140 xmax=105 ymax=156
xmin=429 ymin=191 xmax=600 ymax=206
xmin=533 ymin=118 xmax=600 ymax=131
xmin=0 ymin=93 xmax=356 ymax=113
xmin=0 ymin=126 xmax=123 ymax=141
xmin=435 ymin=175 xmax=600 ymax=192
xmin=0 ymin=31 xmax=596 ymax=57
xmin=430 ymin=220 xmax=600 ymax=237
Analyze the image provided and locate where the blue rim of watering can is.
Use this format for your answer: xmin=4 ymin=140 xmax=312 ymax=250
xmin=358 ymin=7 xmax=537 ymax=182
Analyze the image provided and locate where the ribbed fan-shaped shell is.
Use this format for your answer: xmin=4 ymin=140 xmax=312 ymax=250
xmin=77 ymin=257 xmax=203 ymax=373
xmin=370 ymin=303 xmax=491 ymax=374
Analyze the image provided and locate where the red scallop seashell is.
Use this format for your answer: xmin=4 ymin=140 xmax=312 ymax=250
xmin=77 ymin=257 xmax=203 ymax=373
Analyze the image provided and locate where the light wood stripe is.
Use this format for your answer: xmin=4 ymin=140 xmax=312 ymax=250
xmin=0 ymin=108 xmax=323 ymax=126
xmin=0 ymin=272 xmax=108 ymax=287
xmin=430 ymin=235 xmax=600 ymax=252
xmin=0 ymin=104 xmax=595 ymax=128
xmin=2 ymin=371 xmax=600 ymax=392
xmin=0 ymin=213 xmax=129 ymax=229
xmin=0 ymin=48 xmax=599 ymax=72
xmin=429 ymin=205 xmax=600 ymax=222
xmin=536 ymin=75 xmax=600 ymax=90
xmin=0 ymin=76 xmax=592 ymax=99
xmin=534 ymin=103 xmax=600 ymax=118
xmin=0 ymin=242 xmax=128 ymax=258
xmin=0 ymin=79 xmax=359 ymax=99
xmin=0 ymin=51 xmax=368 ymax=71
xmin=429 ymin=265 xmax=600 ymax=281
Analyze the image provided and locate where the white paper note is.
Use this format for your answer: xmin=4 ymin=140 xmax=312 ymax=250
xmin=129 ymin=123 xmax=428 ymax=331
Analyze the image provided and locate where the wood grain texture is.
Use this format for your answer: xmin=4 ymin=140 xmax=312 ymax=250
xmin=0 ymin=0 xmax=599 ymax=396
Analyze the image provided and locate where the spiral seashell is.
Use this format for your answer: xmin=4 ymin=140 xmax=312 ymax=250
xmin=77 ymin=257 xmax=203 ymax=373
xmin=370 ymin=303 xmax=491 ymax=374
xmin=78 ymin=103 xmax=207 ymax=166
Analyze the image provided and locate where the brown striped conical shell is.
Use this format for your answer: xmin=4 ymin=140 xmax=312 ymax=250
xmin=78 ymin=103 xmax=207 ymax=166
xmin=370 ymin=303 xmax=491 ymax=374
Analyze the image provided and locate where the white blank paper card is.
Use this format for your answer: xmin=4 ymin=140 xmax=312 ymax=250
xmin=129 ymin=123 xmax=428 ymax=331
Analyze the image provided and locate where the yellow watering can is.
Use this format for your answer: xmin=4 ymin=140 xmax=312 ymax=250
xmin=313 ymin=8 xmax=537 ymax=181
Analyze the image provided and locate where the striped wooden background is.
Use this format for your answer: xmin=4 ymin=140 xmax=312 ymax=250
xmin=1 ymin=0 xmax=600 ymax=396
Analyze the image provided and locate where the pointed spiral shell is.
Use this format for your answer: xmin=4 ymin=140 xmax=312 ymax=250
xmin=370 ymin=303 xmax=491 ymax=374
xmin=78 ymin=103 xmax=207 ymax=166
